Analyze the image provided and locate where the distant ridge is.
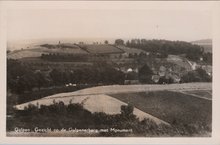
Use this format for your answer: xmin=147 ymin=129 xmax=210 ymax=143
xmin=191 ymin=39 xmax=212 ymax=53
xmin=191 ymin=39 xmax=212 ymax=44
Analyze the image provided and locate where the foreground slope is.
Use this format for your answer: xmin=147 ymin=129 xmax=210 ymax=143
xmin=15 ymin=83 xmax=211 ymax=125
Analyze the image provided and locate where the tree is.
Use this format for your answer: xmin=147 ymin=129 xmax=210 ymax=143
xmin=195 ymin=68 xmax=211 ymax=82
xmin=203 ymin=52 xmax=212 ymax=64
xmin=138 ymin=64 xmax=153 ymax=83
xmin=35 ymin=71 xmax=48 ymax=90
xmin=181 ymin=71 xmax=201 ymax=83
xmin=49 ymin=69 xmax=62 ymax=85
xmin=115 ymin=39 xmax=124 ymax=45
xmin=7 ymin=59 xmax=37 ymax=93
xmin=104 ymin=40 xmax=109 ymax=44
xmin=121 ymin=104 xmax=134 ymax=118
xmin=181 ymin=68 xmax=211 ymax=83
xmin=126 ymin=40 xmax=130 ymax=46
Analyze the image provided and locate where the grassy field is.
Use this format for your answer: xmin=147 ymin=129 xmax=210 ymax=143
xmin=7 ymin=50 xmax=45 ymax=59
xmin=109 ymin=90 xmax=212 ymax=132
xmin=116 ymin=45 xmax=146 ymax=54
xmin=7 ymin=44 xmax=88 ymax=59
xmin=79 ymin=44 xmax=123 ymax=54
xmin=181 ymin=90 xmax=212 ymax=99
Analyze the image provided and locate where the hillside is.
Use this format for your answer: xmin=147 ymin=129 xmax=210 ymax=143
xmin=110 ymin=90 xmax=211 ymax=133
xmin=191 ymin=39 xmax=212 ymax=53
xmin=15 ymin=83 xmax=211 ymax=110
xmin=7 ymin=44 xmax=88 ymax=59
xmin=191 ymin=39 xmax=212 ymax=44
xmin=13 ymin=83 xmax=211 ymax=136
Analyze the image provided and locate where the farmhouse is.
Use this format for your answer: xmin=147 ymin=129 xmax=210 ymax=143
xmin=158 ymin=66 xmax=166 ymax=77
xmin=201 ymin=65 xmax=212 ymax=76
xmin=152 ymin=75 xmax=160 ymax=83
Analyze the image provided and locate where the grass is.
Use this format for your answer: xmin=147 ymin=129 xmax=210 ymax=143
xmin=109 ymin=90 xmax=212 ymax=132
xmin=80 ymin=44 xmax=123 ymax=54
xmin=182 ymin=90 xmax=212 ymax=99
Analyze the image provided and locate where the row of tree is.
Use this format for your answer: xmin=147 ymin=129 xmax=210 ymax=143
xmin=41 ymin=53 xmax=89 ymax=62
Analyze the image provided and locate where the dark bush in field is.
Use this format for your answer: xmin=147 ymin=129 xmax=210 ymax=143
xmin=138 ymin=64 xmax=154 ymax=83
xmin=181 ymin=67 xmax=212 ymax=83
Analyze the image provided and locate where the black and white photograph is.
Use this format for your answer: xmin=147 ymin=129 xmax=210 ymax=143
xmin=1 ymin=1 xmax=220 ymax=142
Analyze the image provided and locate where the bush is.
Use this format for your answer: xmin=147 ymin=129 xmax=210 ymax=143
xmin=138 ymin=64 xmax=153 ymax=83
xmin=181 ymin=68 xmax=211 ymax=83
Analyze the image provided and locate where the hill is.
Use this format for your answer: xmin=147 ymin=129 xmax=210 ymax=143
xmin=13 ymin=83 xmax=211 ymax=136
xmin=191 ymin=39 xmax=212 ymax=44
xmin=191 ymin=39 xmax=212 ymax=53
xmin=7 ymin=44 xmax=88 ymax=59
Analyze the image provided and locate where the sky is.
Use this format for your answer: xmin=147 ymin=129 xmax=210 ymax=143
xmin=6 ymin=2 xmax=212 ymax=43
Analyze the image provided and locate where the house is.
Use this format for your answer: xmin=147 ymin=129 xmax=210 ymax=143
xmin=170 ymin=74 xmax=181 ymax=83
xmin=152 ymin=75 xmax=160 ymax=83
xmin=201 ymin=65 xmax=212 ymax=76
xmin=158 ymin=66 xmax=166 ymax=77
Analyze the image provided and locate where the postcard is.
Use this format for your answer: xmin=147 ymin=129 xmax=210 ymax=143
xmin=0 ymin=1 xmax=220 ymax=144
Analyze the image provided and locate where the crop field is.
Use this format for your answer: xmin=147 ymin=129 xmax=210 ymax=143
xmin=7 ymin=45 xmax=89 ymax=59
xmin=110 ymin=90 xmax=212 ymax=130
xmin=14 ymin=94 xmax=168 ymax=125
xmin=116 ymin=46 xmax=147 ymax=54
xmin=181 ymin=90 xmax=212 ymax=99
xmin=43 ymin=83 xmax=211 ymax=98
xmin=7 ymin=50 xmax=45 ymax=59
xmin=38 ymin=45 xmax=88 ymax=54
xmin=15 ymin=83 xmax=211 ymax=110
xmin=79 ymin=44 xmax=124 ymax=54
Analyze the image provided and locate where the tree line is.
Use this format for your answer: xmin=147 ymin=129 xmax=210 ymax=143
xmin=7 ymin=59 xmax=125 ymax=94
xmin=41 ymin=53 xmax=89 ymax=62
xmin=114 ymin=38 xmax=212 ymax=63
